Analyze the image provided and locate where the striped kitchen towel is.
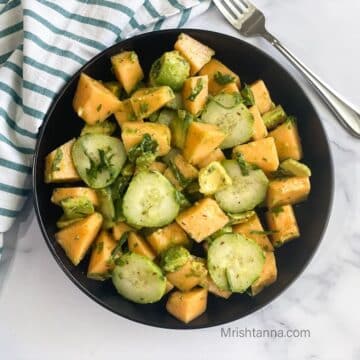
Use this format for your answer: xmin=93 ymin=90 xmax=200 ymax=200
xmin=0 ymin=0 xmax=211 ymax=258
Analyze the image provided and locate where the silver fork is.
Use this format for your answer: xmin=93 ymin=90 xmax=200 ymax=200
xmin=213 ymin=0 xmax=360 ymax=138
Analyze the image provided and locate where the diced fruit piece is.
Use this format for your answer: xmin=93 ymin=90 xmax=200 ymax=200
xmin=55 ymin=212 xmax=103 ymax=265
xmin=130 ymin=86 xmax=175 ymax=118
xmin=174 ymin=33 xmax=215 ymax=75
xmin=164 ymin=153 xmax=198 ymax=190
xmin=114 ymin=99 xmax=140 ymax=126
xmin=182 ymin=122 xmax=225 ymax=165
xmin=279 ymin=159 xmax=311 ymax=177
xmin=87 ymin=230 xmax=117 ymax=280
xmin=176 ymin=198 xmax=229 ymax=242
xmin=196 ymin=148 xmax=225 ymax=169
xmin=262 ymin=105 xmax=287 ymax=130
xmin=166 ymin=287 xmax=208 ymax=324
xmin=250 ymin=252 xmax=277 ymax=295
xmin=215 ymin=160 xmax=269 ymax=213
xmin=182 ymin=75 xmax=208 ymax=115
xmin=147 ymin=222 xmax=190 ymax=254
xmin=267 ymin=176 xmax=311 ymax=208
xmin=232 ymin=137 xmax=279 ymax=172
xmin=202 ymin=275 xmax=232 ymax=299
xmin=173 ymin=153 xmax=199 ymax=179
xmin=233 ymin=213 xmax=274 ymax=251
xmin=128 ymin=232 xmax=156 ymax=260
xmin=149 ymin=51 xmax=190 ymax=91
xmin=122 ymin=171 xmax=180 ymax=227
xmin=269 ymin=119 xmax=303 ymax=161
xmin=60 ymin=196 xmax=94 ymax=220
xmin=44 ymin=139 xmax=80 ymax=183
xmin=112 ymin=222 xmax=133 ymax=241
xmin=121 ymin=122 xmax=171 ymax=156
xmin=170 ymin=110 xmax=193 ymax=149
xmin=166 ymin=280 xmax=175 ymax=294
xmin=198 ymin=161 xmax=232 ymax=195
xmin=249 ymin=80 xmax=272 ymax=114
xmin=199 ymin=58 xmax=240 ymax=95
xmin=207 ymin=233 xmax=265 ymax=292
xmin=166 ymin=257 xmax=207 ymax=291
xmin=71 ymin=134 xmax=127 ymax=189
xmin=265 ymin=205 xmax=300 ymax=246
xmin=200 ymin=93 xmax=253 ymax=148
xmin=111 ymin=51 xmax=144 ymax=94
xmin=112 ymin=253 xmax=166 ymax=304
xmin=73 ymin=73 xmax=122 ymax=125
xmin=51 ymin=187 xmax=99 ymax=207
xmin=219 ymin=82 xmax=240 ymax=94
xmin=249 ymin=105 xmax=268 ymax=140
xmin=80 ymin=119 xmax=116 ymax=136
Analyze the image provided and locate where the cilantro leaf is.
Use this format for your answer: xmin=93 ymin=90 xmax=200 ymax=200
xmin=214 ymin=71 xmax=235 ymax=85
xmin=240 ymin=84 xmax=255 ymax=106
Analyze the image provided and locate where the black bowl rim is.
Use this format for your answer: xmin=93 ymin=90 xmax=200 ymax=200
xmin=32 ymin=28 xmax=334 ymax=330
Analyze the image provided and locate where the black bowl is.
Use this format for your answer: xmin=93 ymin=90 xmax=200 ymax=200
xmin=33 ymin=29 xmax=333 ymax=329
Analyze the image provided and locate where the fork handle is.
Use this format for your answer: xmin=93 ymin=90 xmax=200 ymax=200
xmin=262 ymin=31 xmax=360 ymax=138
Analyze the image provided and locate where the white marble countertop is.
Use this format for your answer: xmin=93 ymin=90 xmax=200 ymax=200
xmin=1 ymin=1 xmax=359 ymax=359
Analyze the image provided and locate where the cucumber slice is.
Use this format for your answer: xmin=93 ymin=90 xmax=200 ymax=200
xmin=72 ymin=134 xmax=127 ymax=189
xmin=112 ymin=253 xmax=166 ymax=304
xmin=157 ymin=108 xmax=177 ymax=126
xmin=122 ymin=171 xmax=180 ymax=227
xmin=165 ymin=92 xmax=183 ymax=110
xmin=200 ymin=93 xmax=254 ymax=148
xmin=215 ymin=160 xmax=269 ymax=213
xmin=280 ymin=159 xmax=311 ymax=177
xmin=207 ymin=233 xmax=265 ymax=292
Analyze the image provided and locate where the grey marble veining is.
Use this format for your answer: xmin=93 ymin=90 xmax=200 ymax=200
xmin=0 ymin=1 xmax=359 ymax=359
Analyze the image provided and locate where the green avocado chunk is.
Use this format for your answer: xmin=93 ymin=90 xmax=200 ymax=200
xmin=149 ymin=51 xmax=190 ymax=91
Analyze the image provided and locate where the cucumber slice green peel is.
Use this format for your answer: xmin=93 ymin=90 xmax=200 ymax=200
xmin=207 ymin=233 xmax=265 ymax=292
xmin=72 ymin=134 xmax=127 ymax=189
xmin=112 ymin=252 xmax=166 ymax=304
xmin=122 ymin=170 xmax=180 ymax=227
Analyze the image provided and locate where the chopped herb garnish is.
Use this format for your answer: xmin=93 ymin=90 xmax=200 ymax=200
xmin=240 ymin=84 xmax=255 ymax=106
xmin=95 ymin=241 xmax=104 ymax=253
xmin=129 ymin=51 xmax=137 ymax=63
xmin=135 ymin=152 xmax=156 ymax=171
xmin=127 ymin=134 xmax=158 ymax=163
xmin=84 ymin=147 xmax=114 ymax=181
xmin=168 ymin=161 xmax=193 ymax=188
xmin=139 ymin=102 xmax=149 ymax=114
xmin=271 ymin=206 xmax=284 ymax=215
xmin=286 ymin=115 xmax=297 ymax=128
xmin=214 ymin=71 xmax=235 ymax=85
xmin=174 ymin=190 xmax=191 ymax=210
xmin=111 ymin=231 xmax=129 ymax=260
xmin=187 ymin=78 xmax=204 ymax=101
xmin=235 ymin=153 xmax=250 ymax=176
xmin=51 ymin=148 xmax=63 ymax=172
xmin=96 ymin=104 xmax=102 ymax=112
xmin=111 ymin=174 xmax=132 ymax=200
xmin=249 ymin=230 xmax=279 ymax=235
